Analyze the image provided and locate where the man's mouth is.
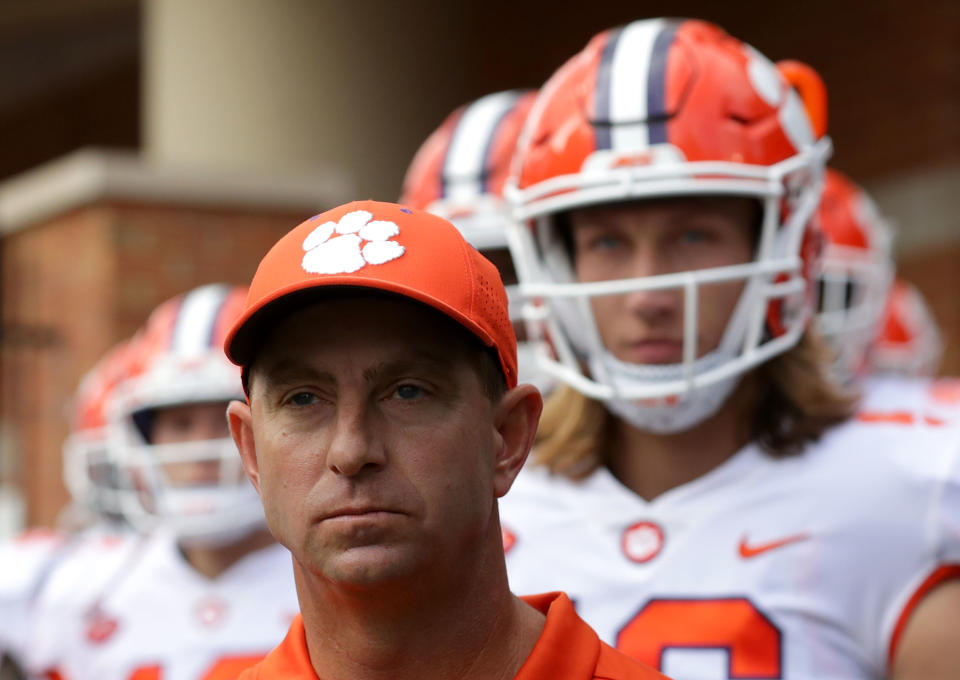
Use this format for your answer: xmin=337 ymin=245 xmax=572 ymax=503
xmin=619 ymin=339 xmax=684 ymax=364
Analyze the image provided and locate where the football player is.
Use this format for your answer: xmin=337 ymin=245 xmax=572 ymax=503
xmin=399 ymin=89 xmax=547 ymax=388
xmin=499 ymin=17 xmax=960 ymax=680
xmin=814 ymin=168 xmax=895 ymax=384
xmin=858 ymin=277 xmax=955 ymax=426
xmin=0 ymin=529 xmax=64 ymax=679
xmin=870 ymin=277 xmax=944 ymax=378
xmin=812 ymin=170 xmax=957 ymax=428
xmin=0 ymin=340 xmax=135 ymax=679
xmin=27 ymin=284 xmax=299 ymax=680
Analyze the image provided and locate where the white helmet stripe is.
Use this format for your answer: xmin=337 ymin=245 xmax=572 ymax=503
xmin=171 ymin=284 xmax=229 ymax=356
xmin=608 ymin=18 xmax=667 ymax=152
xmin=443 ymin=91 xmax=522 ymax=203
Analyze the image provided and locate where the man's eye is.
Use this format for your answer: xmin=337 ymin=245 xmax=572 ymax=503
xmin=591 ymin=234 xmax=624 ymax=251
xmin=288 ymin=392 xmax=318 ymax=406
xmin=678 ymin=228 xmax=712 ymax=244
xmin=394 ymin=384 xmax=424 ymax=400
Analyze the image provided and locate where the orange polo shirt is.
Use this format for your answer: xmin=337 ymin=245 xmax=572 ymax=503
xmin=237 ymin=591 xmax=667 ymax=679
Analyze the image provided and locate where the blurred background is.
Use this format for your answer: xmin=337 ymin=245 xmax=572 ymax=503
xmin=0 ymin=0 xmax=957 ymax=534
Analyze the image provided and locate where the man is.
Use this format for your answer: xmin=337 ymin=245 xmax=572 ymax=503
xmin=399 ymin=89 xmax=546 ymax=387
xmin=28 ymin=284 xmax=298 ymax=680
xmin=499 ymin=17 xmax=960 ymax=680
xmin=811 ymin=169 xmax=958 ymax=426
xmin=224 ymin=200 xmax=666 ymax=680
xmin=869 ymin=277 xmax=944 ymax=378
xmin=814 ymin=168 xmax=895 ymax=384
xmin=857 ymin=277 xmax=955 ymax=425
xmin=0 ymin=340 xmax=134 ymax=680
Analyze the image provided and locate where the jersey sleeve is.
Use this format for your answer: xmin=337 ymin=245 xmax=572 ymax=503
xmin=881 ymin=428 xmax=960 ymax=668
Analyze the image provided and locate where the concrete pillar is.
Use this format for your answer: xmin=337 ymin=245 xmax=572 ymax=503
xmin=143 ymin=0 xmax=337 ymax=174
xmin=143 ymin=0 xmax=468 ymax=200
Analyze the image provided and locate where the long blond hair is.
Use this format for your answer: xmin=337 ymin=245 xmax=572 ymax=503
xmin=534 ymin=329 xmax=858 ymax=479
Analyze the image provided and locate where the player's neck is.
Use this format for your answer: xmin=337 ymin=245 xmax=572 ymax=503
xmin=606 ymin=377 xmax=755 ymax=501
xmin=178 ymin=527 xmax=275 ymax=580
xmin=297 ymin=528 xmax=545 ymax=680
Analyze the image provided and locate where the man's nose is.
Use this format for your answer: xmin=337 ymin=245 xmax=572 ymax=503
xmin=619 ymin=245 xmax=681 ymax=320
xmin=325 ymin=406 xmax=384 ymax=477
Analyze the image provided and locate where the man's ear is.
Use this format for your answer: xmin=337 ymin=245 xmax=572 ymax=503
xmin=492 ymin=384 xmax=543 ymax=498
xmin=227 ymin=399 xmax=261 ymax=495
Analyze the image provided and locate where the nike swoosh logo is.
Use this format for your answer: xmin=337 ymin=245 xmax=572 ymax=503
xmin=738 ymin=532 xmax=811 ymax=559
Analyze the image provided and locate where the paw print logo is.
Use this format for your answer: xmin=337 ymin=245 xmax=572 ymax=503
xmin=301 ymin=210 xmax=405 ymax=275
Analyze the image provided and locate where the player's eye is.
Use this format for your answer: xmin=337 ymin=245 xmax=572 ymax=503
xmin=677 ymin=227 xmax=712 ymax=245
xmin=588 ymin=232 xmax=627 ymax=252
xmin=287 ymin=392 xmax=319 ymax=407
xmin=393 ymin=383 xmax=425 ymax=401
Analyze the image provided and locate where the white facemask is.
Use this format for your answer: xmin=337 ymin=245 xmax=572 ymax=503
xmin=590 ymin=349 xmax=742 ymax=433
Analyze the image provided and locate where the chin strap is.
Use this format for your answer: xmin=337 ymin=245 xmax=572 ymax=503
xmin=590 ymin=349 xmax=742 ymax=433
xmin=154 ymin=483 xmax=267 ymax=547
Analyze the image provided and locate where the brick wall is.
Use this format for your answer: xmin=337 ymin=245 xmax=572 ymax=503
xmin=0 ymin=201 xmax=309 ymax=527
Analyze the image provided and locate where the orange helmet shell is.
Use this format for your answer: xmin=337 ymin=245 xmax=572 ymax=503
xmin=402 ymin=90 xmax=536 ymax=211
xmin=872 ymin=279 xmax=943 ymax=376
xmin=71 ymin=340 xmax=135 ymax=435
xmin=514 ymin=18 xmax=819 ymax=193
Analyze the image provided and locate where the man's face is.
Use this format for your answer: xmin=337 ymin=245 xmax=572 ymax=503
xmin=149 ymin=401 xmax=233 ymax=486
xmin=151 ymin=402 xmax=231 ymax=444
xmin=241 ymin=297 xmax=501 ymax=587
xmin=569 ymin=197 xmax=757 ymax=365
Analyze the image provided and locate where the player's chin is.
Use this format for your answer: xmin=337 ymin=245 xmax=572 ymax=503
xmin=316 ymin=544 xmax=423 ymax=587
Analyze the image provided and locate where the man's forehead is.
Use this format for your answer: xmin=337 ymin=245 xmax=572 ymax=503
xmin=256 ymin=349 xmax=461 ymax=387
xmin=269 ymin=295 xmax=460 ymax=341
xmin=247 ymin=294 xmax=484 ymax=389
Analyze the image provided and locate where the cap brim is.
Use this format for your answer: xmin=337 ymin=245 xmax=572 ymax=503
xmin=225 ymin=279 xmax=496 ymax=368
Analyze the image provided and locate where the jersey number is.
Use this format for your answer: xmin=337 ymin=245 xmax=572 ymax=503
xmin=616 ymin=597 xmax=782 ymax=679
xmin=128 ymin=655 xmax=263 ymax=680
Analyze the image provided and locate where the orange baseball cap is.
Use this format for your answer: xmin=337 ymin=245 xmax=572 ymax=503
xmin=224 ymin=200 xmax=517 ymax=388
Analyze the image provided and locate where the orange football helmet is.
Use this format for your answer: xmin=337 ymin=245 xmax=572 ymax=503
xmin=505 ymin=18 xmax=831 ymax=431
xmin=62 ymin=340 xmax=135 ymax=520
xmin=815 ymin=168 xmax=895 ymax=382
xmin=870 ymin=278 xmax=943 ymax=377
xmin=108 ymin=284 xmax=259 ymax=544
xmin=401 ymin=89 xmax=536 ymax=250
xmin=400 ymin=90 xmax=550 ymax=388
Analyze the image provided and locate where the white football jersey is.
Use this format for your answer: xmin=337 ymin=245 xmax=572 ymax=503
xmin=0 ymin=529 xmax=65 ymax=664
xmin=501 ymin=416 xmax=960 ymax=680
xmin=26 ymin=530 xmax=299 ymax=680
xmin=859 ymin=374 xmax=960 ymax=426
